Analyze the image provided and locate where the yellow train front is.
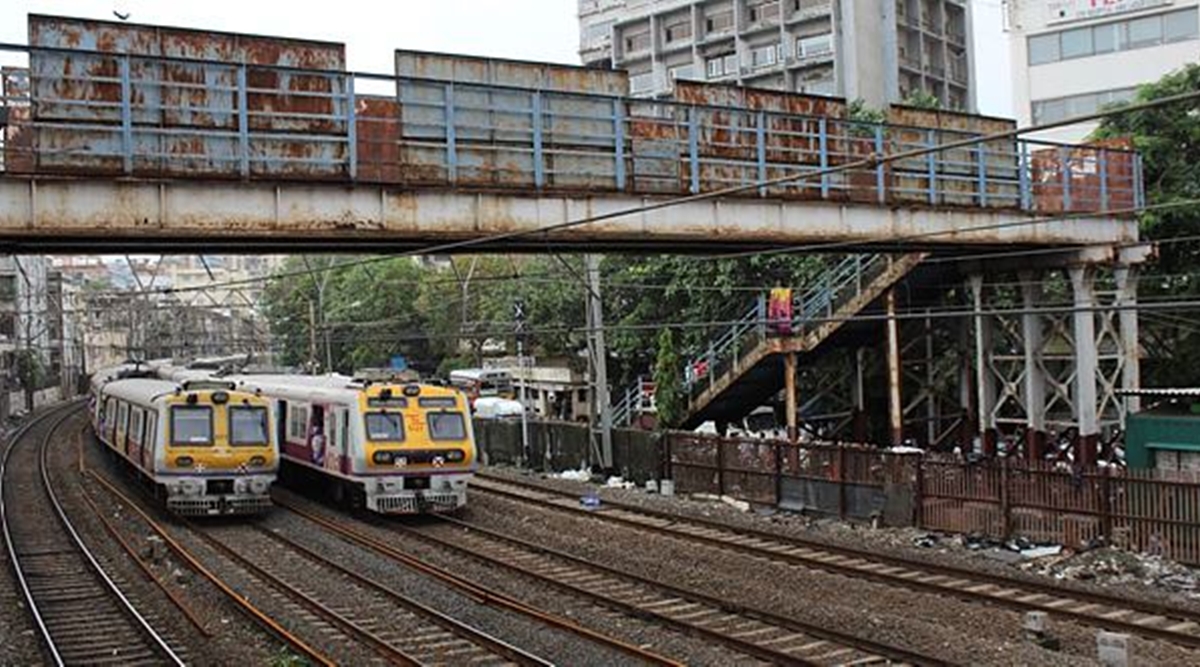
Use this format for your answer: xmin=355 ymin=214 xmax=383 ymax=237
xmin=91 ymin=376 xmax=278 ymax=515
xmin=227 ymin=374 xmax=476 ymax=514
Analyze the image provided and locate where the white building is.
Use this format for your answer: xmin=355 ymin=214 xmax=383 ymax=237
xmin=1009 ymin=0 xmax=1200 ymax=143
xmin=579 ymin=0 xmax=975 ymax=111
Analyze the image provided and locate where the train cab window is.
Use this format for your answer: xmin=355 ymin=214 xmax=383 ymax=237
xmin=428 ymin=412 xmax=466 ymax=440
xmin=230 ymin=406 xmax=269 ymax=446
xmin=365 ymin=412 xmax=405 ymax=441
xmin=170 ymin=406 xmax=214 ymax=446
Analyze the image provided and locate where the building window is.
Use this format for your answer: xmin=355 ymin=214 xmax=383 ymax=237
xmin=706 ymin=52 xmax=738 ymax=79
xmin=664 ymin=19 xmax=691 ymax=44
xmin=1032 ymin=87 xmax=1138 ymax=125
xmin=1060 ymin=27 xmax=1092 ymax=59
xmin=750 ymin=43 xmax=780 ymax=69
xmin=706 ymin=9 xmax=733 ymax=34
xmin=624 ymin=29 xmax=651 ymax=54
xmin=668 ymin=64 xmax=697 ymax=81
xmin=0 ymin=276 xmax=15 ymax=302
xmin=796 ymin=33 xmax=833 ymax=60
xmin=630 ymin=71 xmax=654 ymax=94
xmin=1028 ymin=8 xmax=1199 ymax=66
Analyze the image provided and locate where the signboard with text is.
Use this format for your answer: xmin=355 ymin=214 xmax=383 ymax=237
xmin=1047 ymin=0 xmax=1172 ymax=24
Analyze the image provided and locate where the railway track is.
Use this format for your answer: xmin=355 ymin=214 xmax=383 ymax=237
xmin=274 ymin=492 xmax=686 ymax=667
xmin=474 ymin=473 xmax=1200 ymax=652
xmin=395 ymin=511 xmax=943 ymax=666
xmin=198 ymin=522 xmax=553 ymax=666
xmin=0 ymin=404 xmax=186 ymax=666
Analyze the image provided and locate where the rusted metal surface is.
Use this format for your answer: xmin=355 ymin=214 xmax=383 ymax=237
xmin=355 ymin=96 xmax=401 ymax=183
xmin=1 ymin=67 xmax=33 ymax=174
xmin=1032 ymin=137 xmax=1136 ymax=214
xmin=394 ymin=50 xmax=627 ymax=95
xmin=26 ymin=15 xmax=347 ymax=178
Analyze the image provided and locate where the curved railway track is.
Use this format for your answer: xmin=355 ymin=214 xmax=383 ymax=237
xmin=474 ymin=472 xmax=1200 ymax=652
xmin=393 ymin=511 xmax=944 ymax=666
xmin=1 ymin=404 xmax=185 ymax=666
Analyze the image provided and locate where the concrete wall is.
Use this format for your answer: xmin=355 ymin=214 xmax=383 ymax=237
xmin=473 ymin=418 xmax=663 ymax=482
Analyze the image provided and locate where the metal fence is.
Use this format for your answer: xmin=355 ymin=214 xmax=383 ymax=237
xmin=0 ymin=42 xmax=1142 ymax=213
xmin=667 ymin=433 xmax=1200 ymax=565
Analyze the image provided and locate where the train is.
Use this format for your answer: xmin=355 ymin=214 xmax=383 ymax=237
xmin=89 ymin=368 xmax=278 ymax=515
xmin=227 ymin=373 xmax=476 ymax=514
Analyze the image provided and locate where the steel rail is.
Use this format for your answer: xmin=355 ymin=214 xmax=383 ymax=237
xmin=474 ymin=473 xmax=1200 ymax=651
xmin=403 ymin=512 xmax=948 ymax=666
xmin=253 ymin=525 xmax=554 ymax=667
xmin=83 ymin=466 xmax=337 ymax=667
xmin=1 ymin=402 xmax=184 ymax=666
xmin=273 ymin=492 xmax=685 ymax=667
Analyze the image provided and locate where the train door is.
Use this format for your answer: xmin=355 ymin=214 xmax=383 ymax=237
xmin=328 ymin=407 xmax=350 ymax=474
xmin=128 ymin=408 xmax=144 ymax=463
xmin=143 ymin=411 xmax=158 ymax=471
xmin=277 ymin=400 xmax=288 ymax=450
xmin=308 ymin=405 xmax=327 ymax=467
xmin=116 ymin=402 xmax=129 ymax=454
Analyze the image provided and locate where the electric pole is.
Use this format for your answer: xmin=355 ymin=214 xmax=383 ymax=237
xmin=514 ymin=298 xmax=530 ymax=464
xmin=586 ymin=254 xmax=613 ymax=470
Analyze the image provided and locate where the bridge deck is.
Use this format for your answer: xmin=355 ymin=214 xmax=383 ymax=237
xmin=0 ymin=23 xmax=1141 ymax=252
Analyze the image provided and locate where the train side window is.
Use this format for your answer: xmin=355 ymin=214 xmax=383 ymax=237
xmin=105 ymin=398 xmax=117 ymax=439
xmin=170 ymin=406 xmax=214 ymax=446
xmin=117 ymin=402 xmax=129 ymax=441
xmin=129 ymin=409 xmax=144 ymax=448
xmin=145 ymin=413 xmax=158 ymax=458
xmin=428 ymin=412 xmax=466 ymax=441
xmin=287 ymin=405 xmax=308 ymax=441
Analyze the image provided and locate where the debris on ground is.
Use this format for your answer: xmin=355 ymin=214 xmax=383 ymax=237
xmin=553 ymin=467 xmax=591 ymax=482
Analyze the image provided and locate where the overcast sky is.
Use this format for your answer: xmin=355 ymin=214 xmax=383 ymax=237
xmin=1 ymin=0 xmax=1013 ymax=115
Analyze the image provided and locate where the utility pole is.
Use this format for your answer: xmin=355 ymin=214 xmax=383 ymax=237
xmin=514 ymin=298 xmax=530 ymax=464
xmin=307 ymin=298 xmax=318 ymax=373
xmin=586 ymin=254 xmax=613 ymax=470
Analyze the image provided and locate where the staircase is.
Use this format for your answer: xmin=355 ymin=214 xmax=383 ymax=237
xmin=681 ymin=252 xmax=926 ymax=428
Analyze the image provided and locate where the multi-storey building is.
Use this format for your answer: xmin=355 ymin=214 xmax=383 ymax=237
xmin=579 ymin=0 xmax=975 ymax=111
xmin=1009 ymin=0 xmax=1200 ymax=143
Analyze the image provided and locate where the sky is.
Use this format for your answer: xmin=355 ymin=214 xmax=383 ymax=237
xmin=1 ymin=0 xmax=1014 ymax=117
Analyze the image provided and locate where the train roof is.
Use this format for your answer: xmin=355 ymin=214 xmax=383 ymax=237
xmin=98 ymin=377 xmax=181 ymax=404
xmin=228 ymin=373 xmax=462 ymax=404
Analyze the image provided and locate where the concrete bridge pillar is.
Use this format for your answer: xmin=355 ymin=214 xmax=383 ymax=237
xmin=969 ymin=274 xmax=997 ymax=455
xmin=1114 ymin=265 xmax=1140 ymax=420
xmin=784 ymin=351 xmax=798 ymax=443
xmin=1020 ymin=272 xmax=1048 ymax=459
xmin=1070 ymin=266 xmax=1099 ymax=467
xmin=886 ymin=289 xmax=903 ymax=445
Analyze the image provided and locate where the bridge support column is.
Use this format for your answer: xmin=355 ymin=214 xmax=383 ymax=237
xmin=970 ymin=275 xmax=997 ymax=456
xmin=852 ymin=348 xmax=868 ymax=442
xmin=785 ymin=351 xmax=798 ymax=443
xmin=886 ymin=289 xmax=903 ymax=445
xmin=1115 ymin=265 xmax=1140 ymax=419
xmin=1021 ymin=272 xmax=1047 ymax=459
xmin=1070 ymin=266 xmax=1099 ymax=467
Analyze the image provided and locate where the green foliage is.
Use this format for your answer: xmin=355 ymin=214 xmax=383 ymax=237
xmin=1092 ymin=63 xmax=1200 ymax=386
xmin=268 ymin=647 xmax=308 ymax=667
xmin=15 ymin=350 xmax=44 ymax=391
xmin=847 ymin=98 xmax=885 ymax=124
xmin=900 ymin=89 xmax=942 ymax=110
xmin=652 ymin=327 xmax=682 ymax=429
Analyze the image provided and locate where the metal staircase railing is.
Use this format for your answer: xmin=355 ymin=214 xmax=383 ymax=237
xmin=612 ymin=376 xmax=655 ymax=427
xmin=610 ymin=253 xmax=901 ymax=425
xmin=682 ymin=253 xmax=891 ymax=397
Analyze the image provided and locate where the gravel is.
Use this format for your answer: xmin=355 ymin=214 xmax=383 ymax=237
xmin=0 ymin=420 xmax=43 ymax=666
xmin=479 ymin=465 xmax=1200 ymax=666
xmin=270 ymin=487 xmax=757 ymax=666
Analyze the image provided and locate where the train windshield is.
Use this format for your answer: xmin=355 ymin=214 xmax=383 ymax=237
xmin=229 ymin=406 xmax=269 ymax=446
xmin=428 ymin=412 xmax=466 ymax=440
xmin=170 ymin=406 xmax=213 ymax=446
xmin=365 ymin=412 xmax=405 ymax=441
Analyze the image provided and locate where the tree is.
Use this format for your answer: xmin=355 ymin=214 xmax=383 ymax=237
xmin=652 ymin=327 xmax=682 ymax=429
xmin=1093 ymin=64 xmax=1200 ymax=386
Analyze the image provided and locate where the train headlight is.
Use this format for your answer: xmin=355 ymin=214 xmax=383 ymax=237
xmin=249 ymin=455 xmax=266 ymax=467
xmin=166 ymin=481 xmax=183 ymax=496
xmin=175 ymin=456 xmax=194 ymax=468
xmin=181 ymin=480 xmax=203 ymax=497
xmin=446 ymin=449 xmax=466 ymax=463
xmin=250 ymin=478 xmax=270 ymax=494
xmin=234 ymin=478 xmax=249 ymax=494
xmin=372 ymin=451 xmax=393 ymax=465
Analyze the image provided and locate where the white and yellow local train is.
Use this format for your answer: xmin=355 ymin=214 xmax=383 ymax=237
xmin=226 ymin=373 xmax=476 ymax=514
xmin=90 ymin=373 xmax=278 ymax=515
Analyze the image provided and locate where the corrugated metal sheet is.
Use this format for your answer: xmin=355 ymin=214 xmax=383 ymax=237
xmin=26 ymin=15 xmax=348 ymax=178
